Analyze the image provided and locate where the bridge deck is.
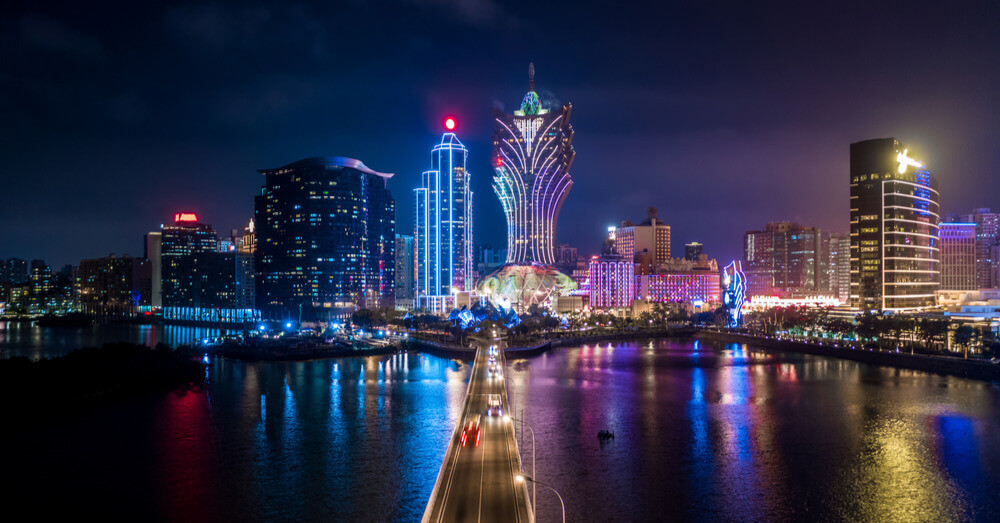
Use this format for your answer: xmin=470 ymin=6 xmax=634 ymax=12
xmin=422 ymin=329 xmax=532 ymax=523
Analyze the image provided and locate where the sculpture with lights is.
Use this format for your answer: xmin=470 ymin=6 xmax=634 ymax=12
xmin=722 ymin=260 xmax=746 ymax=328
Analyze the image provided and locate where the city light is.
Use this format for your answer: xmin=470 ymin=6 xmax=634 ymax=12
xmin=444 ymin=117 xmax=456 ymax=130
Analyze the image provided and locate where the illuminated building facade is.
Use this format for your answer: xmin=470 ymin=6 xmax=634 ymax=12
xmin=615 ymin=207 xmax=671 ymax=267
xmin=850 ymin=138 xmax=940 ymax=311
xmin=255 ymin=157 xmax=395 ymax=319
xmin=940 ymin=222 xmax=977 ymax=291
xmin=826 ymin=232 xmax=850 ymax=301
xmin=160 ymin=213 xmax=218 ymax=307
xmin=415 ymin=131 xmax=473 ymax=312
xmin=395 ymin=234 xmax=415 ymax=307
xmin=78 ymin=254 xmax=151 ymax=315
xmin=492 ymin=63 xmax=574 ymax=265
xmin=952 ymin=208 xmax=1000 ymax=288
xmin=743 ymin=222 xmax=823 ymax=297
xmin=588 ymin=229 xmax=634 ymax=310
xmin=636 ymin=272 xmax=720 ymax=305
xmin=482 ymin=64 xmax=578 ymax=309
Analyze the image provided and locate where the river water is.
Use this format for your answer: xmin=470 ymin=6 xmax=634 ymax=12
xmin=4 ymin=334 xmax=1000 ymax=521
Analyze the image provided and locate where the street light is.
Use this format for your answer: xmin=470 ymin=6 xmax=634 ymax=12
xmin=514 ymin=474 xmax=564 ymax=523
xmin=505 ymin=415 xmax=535 ymax=520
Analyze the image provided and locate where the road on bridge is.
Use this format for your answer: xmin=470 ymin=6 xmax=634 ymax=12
xmin=422 ymin=326 xmax=532 ymax=523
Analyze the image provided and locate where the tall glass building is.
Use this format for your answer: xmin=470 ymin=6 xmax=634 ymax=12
xmin=255 ymin=157 xmax=395 ymax=320
xmin=492 ymin=63 xmax=575 ymax=266
xmin=414 ymin=132 xmax=473 ymax=312
xmin=850 ymin=138 xmax=940 ymax=311
xmin=161 ymin=213 xmax=218 ymax=307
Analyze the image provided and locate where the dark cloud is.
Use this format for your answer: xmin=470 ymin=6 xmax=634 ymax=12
xmin=1 ymin=0 xmax=999 ymax=268
xmin=16 ymin=14 xmax=104 ymax=62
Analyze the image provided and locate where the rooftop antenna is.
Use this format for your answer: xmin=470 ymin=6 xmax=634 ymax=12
xmin=528 ymin=62 xmax=535 ymax=91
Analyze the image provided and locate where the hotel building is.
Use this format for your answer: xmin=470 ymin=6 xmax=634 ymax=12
xmin=850 ymin=138 xmax=940 ymax=311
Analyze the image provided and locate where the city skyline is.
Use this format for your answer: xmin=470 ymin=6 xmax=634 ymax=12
xmin=3 ymin=2 xmax=1000 ymax=270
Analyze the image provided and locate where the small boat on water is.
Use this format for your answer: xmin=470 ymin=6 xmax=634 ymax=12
xmin=598 ymin=429 xmax=615 ymax=440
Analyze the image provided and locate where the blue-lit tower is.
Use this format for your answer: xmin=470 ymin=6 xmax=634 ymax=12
xmin=415 ymin=120 xmax=474 ymax=312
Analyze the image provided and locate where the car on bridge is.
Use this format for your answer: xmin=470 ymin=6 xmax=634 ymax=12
xmin=460 ymin=415 xmax=481 ymax=448
xmin=485 ymin=395 xmax=503 ymax=417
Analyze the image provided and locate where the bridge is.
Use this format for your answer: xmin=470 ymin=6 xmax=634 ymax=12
xmin=422 ymin=326 xmax=533 ymax=522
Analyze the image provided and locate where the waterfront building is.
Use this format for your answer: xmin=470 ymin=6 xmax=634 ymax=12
xmin=850 ymin=137 xmax=940 ymax=311
xmin=415 ymin=128 xmax=473 ymax=312
xmin=684 ymin=242 xmax=703 ymax=262
xmin=743 ymin=222 xmax=824 ymax=298
xmin=482 ymin=64 xmax=577 ymax=309
xmin=636 ymin=272 xmax=720 ymax=305
xmin=588 ymin=229 xmax=635 ymax=310
xmin=940 ymin=222 xmax=977 ymax=291
xmin=395 ymin=234 xmax=415 ymax=307
xmin=255 ymin=156 xmax=395 ymax=320
xmin=160 ymin=213 xmax=218 ymax=307
xmin=78 ymin=254 xmax=151 ymax=315
xmin=826 ymin=232 xmax=850 ymax=301
xmin=615 ymin=207 xmax=671 ymax=265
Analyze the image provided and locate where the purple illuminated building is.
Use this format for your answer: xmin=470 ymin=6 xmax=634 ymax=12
xmin=491 ymin=63 xmax=575 ymax=265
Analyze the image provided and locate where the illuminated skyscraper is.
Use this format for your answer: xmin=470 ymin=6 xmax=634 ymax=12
xmin=414 ymin=129 xmax=473 ymax=312
xmin=255 ymin=157 xmax=395 ymax=319
xmin=160 ymin=213 xmax=218 ymax=307
xmin=953 ymin=208 xmax=1000 ymax=288
xmin=492 ymin=63 xmax=574 ymax=265
xmin=743 ymin=221 xmax=823 ymax=297
xmin=850 ymin=138 xmax=939 ymax=311
xmin=939 ymin=222 xmax=976 ymax=291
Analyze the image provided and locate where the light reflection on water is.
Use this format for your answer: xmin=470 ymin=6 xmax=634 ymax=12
xmin=0 ymin=320 xmax=229 ymax=359
xmin=3 ymin=337 xmax=1000 ymax=521
xmin=509 ymin=338 xmax=1000 ymax=522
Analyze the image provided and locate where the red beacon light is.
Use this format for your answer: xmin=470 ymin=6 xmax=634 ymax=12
xmin=174 ymin=212 xmax=199 ymax=223
xmin=444 ymin=117 xmax=456 ymax=131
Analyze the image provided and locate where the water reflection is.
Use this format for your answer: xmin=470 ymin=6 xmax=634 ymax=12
xmin=4 ymin=338 xmax=1000 ymax=521
xmin=514 ymin=337 xmax=1000 ymax=522
xmin=0 ymin=320 xmax=232 ymax=359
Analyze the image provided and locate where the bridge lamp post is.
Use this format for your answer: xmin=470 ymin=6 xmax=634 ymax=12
xmin=515 ymin=474 xmax=564 ymax=523
xmin=505 ymin=415 xmax=535 ymax=520
xmin=505 ymin=377 xmax=521 ymax=451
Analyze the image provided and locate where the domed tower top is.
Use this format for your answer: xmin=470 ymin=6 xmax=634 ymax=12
xmin=519 ymin=62 xmax=543 ymax=116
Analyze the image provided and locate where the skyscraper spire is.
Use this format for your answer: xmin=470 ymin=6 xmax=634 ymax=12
xmin=528 ymin=62 xmax=535 ymax=92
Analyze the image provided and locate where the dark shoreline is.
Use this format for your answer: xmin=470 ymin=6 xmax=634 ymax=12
xmin=696 ymin=330 xmax=1000 ymax=382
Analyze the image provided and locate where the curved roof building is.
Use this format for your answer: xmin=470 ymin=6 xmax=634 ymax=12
xmin=492 ymin=63 xmax=575 ymax=266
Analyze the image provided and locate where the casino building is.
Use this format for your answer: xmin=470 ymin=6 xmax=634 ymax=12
xmin=254 ymin=157 xmax=395 ymax=320
xmin=414 ymin=129 xmax=473 ymax=312
xmin=481 ymin=64 xmax=577 ymax=309
xmin=850 ymin=138 xmax=940 ymax=311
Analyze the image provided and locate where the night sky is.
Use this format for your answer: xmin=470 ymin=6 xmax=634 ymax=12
xmin=3 ymin=1 xmax=999 ymax=268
